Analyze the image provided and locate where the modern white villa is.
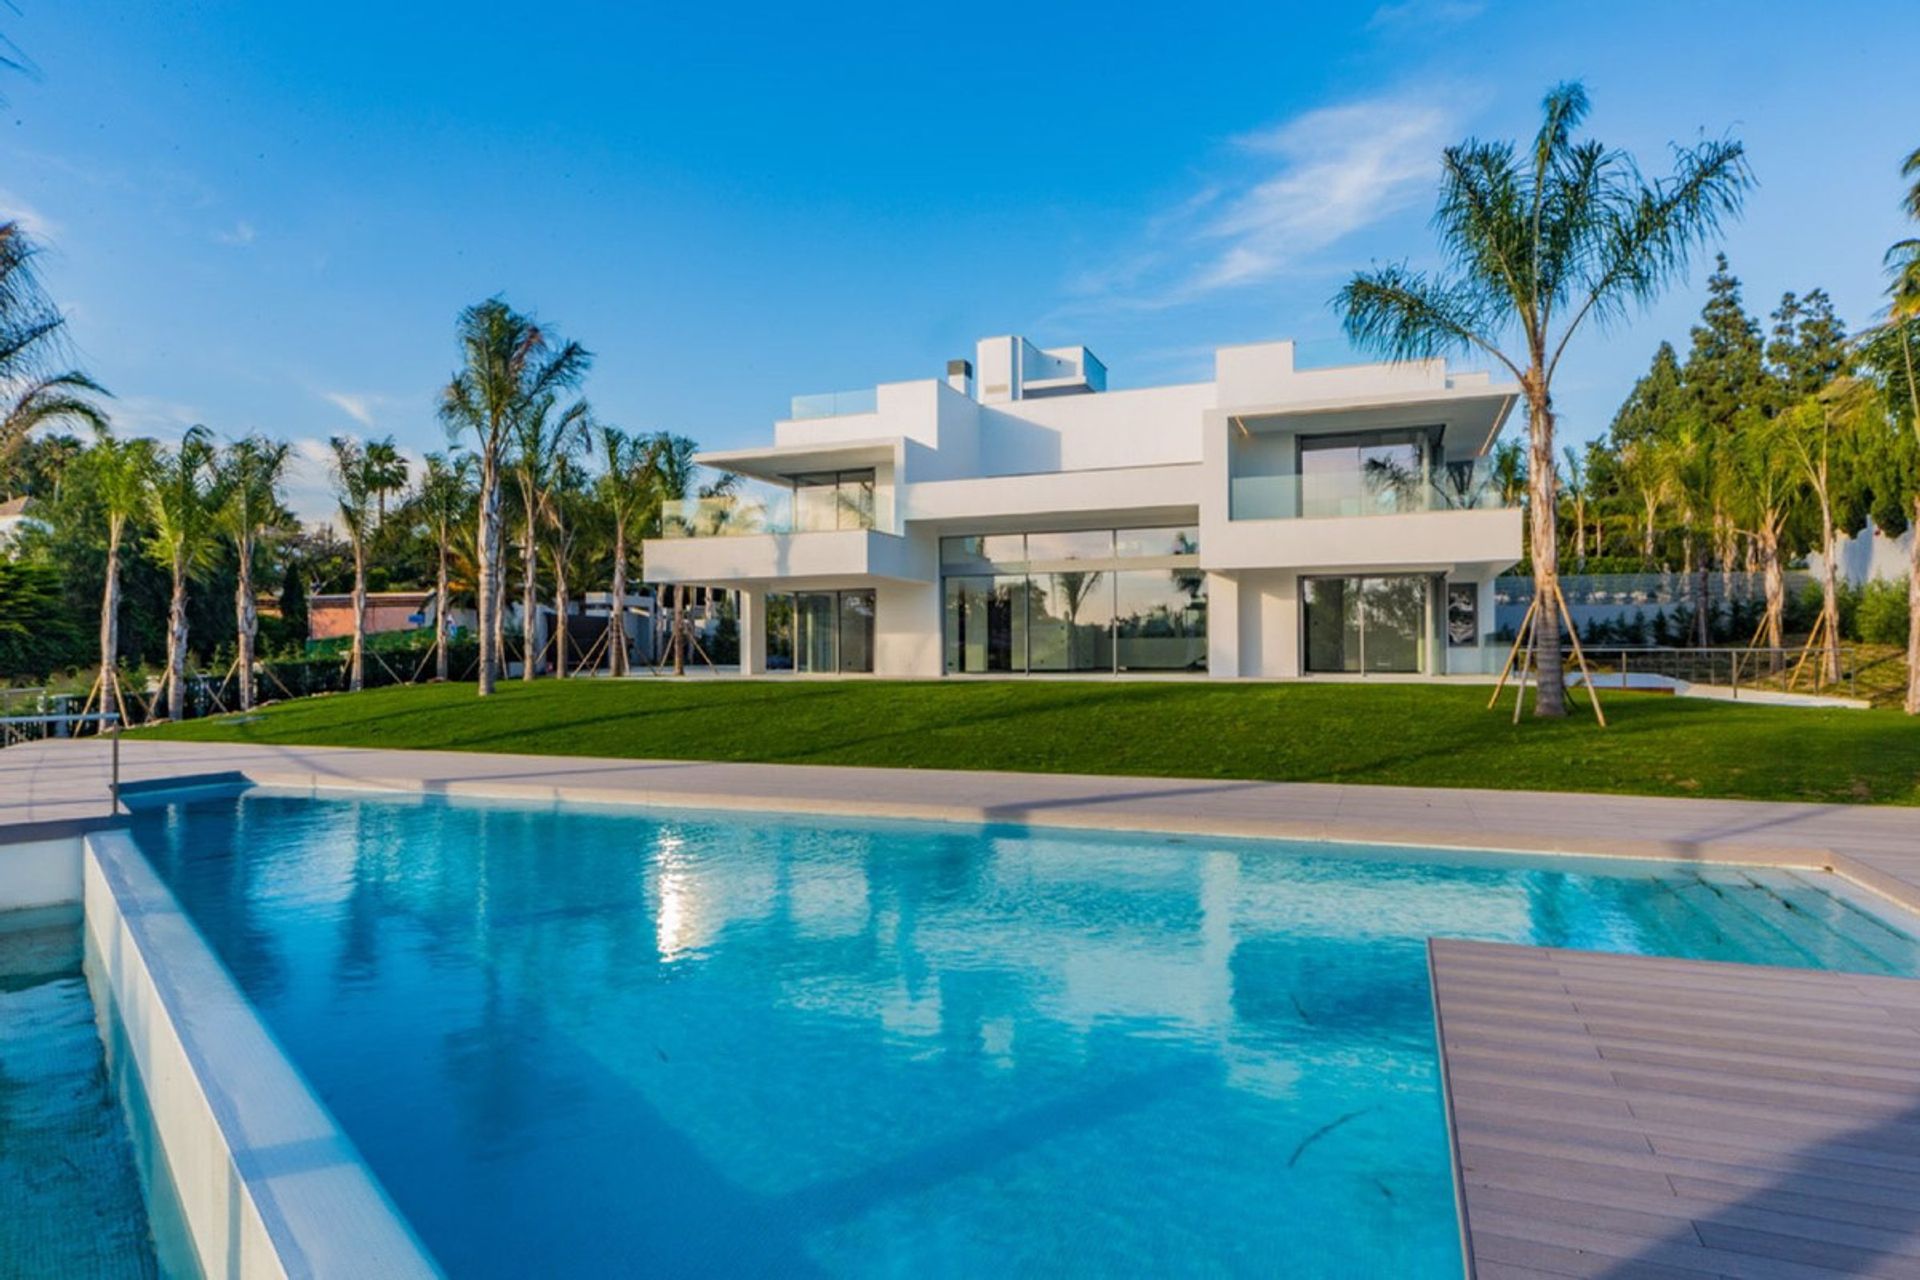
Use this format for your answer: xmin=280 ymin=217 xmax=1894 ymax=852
xmin=642 ymin=335 xmax=1520 ymax=678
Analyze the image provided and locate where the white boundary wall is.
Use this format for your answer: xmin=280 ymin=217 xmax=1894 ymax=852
xmin=81 ymin=828 xmax=439 ymax=1280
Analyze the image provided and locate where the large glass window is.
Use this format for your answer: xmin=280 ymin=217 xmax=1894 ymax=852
xmin=1026 ymin=530 xmax=1114 ymax=564
xmin=1299 ymin=432 xmax=1428 ymax=518
xmin=792 ymin=470 xmax=878 ymax=532
xmin=1302 ymin=576 xmax=1429 ymax=674
xmin=1114 ymin=571 xmax=1207 ymax=671
xmin=779 ymin=590 xmax=875 ymax=673
xmin=1029 ymin=571 xmax=1114 ymax=672
xmin=837 ymin=590 xmax=874 ymax=673
xmin=941 ymin=527 xmax=1206 ymax=674
xmin=944 ymin=575 xmax=1026 ymax=672
xmin=795 ymin=592 xmax=838 ymax=671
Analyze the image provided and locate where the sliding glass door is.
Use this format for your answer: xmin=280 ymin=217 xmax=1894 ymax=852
xmin=1302 ymin=576 xmax=1430 ymax=674
xmin=784 ymin=590 xmax=875 ymax=673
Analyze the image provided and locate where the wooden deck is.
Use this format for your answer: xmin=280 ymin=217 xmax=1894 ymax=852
xmin=1429 ymin=938 xmax=1920 ymax=1279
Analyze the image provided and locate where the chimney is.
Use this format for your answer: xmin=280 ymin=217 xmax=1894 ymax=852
xmin=946 ymin=358 xmax=974 ymax=398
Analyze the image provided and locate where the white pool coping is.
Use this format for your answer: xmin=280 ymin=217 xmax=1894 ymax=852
xmin=81 ymin=827 xmax=439 ymax=1280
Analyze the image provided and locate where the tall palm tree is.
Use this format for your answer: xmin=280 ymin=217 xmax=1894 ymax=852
xmin=363 ymin=439 xmax=409 ymax=528
xmin=329 ymin=435 xmax=386 ymax=693
xmin=1728 ymin=418 xmax=1801 ymax=657
xmin=543 ymin=452 xmax=593 ymax=678
xmin=438 ymin=298 xmax=591 ymax=696
xmin=416 ymin=451 xmax=475 ymax=681
xmin=217 ymin=434 xmax=290 ymax=710
xmin=595 ymin=425 xmax=655 ymax=677
xmin=1880 ymin=148 xmax=1920 ymax=712
xmin=510 ymin=393 xmax=590 ymax=679
xmin=74 ymin=431 xmax=153 ymax=724
xmin=146 ymin=426 xmax=220 ymax=720
xmin=0 ymin=222 xmax=109 ymax=465
xmin=1786 ymin=381 xmax=1871 ymax=685
xmin=1560 ymin=446 xmax=1590 ymax=565
xmin=1335 ymin=83 xmax=1748 ymax=716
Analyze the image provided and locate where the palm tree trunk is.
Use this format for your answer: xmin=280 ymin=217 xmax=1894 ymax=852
xmin=99 ymin=526 xmax=121 ymax=725
xmin=609 ymin=522 xmax=627 ymax=677
xmin=476 ymin=459 xmax=499 ymax=696
xmin=673 ymin=582 xmax=686 ymax=677
xmin=1761 ymin=526 xmax=1784 ymax=670
xmin=521 ymin=515 xmax=538 ymax=681
xmin=435 ymin=534 xmax=450 ymax=683
xmin=1903 ymin=329 xmax=1920 ymax=715
xmin=349 ymin=539 xmax=367 ymax=693
xmin=236 ymin=532 xmax=257 ymax=710
xmin=1820 ymin=498 xmax=1841 ymax=685
xmin=166 ymin=553 xmax=188 ymax=721
xmin=1695 ymin=556 xmax=1710 ymax=649
xmin=1906 ymin=495 xmax=1920 ymax=715
xmin=554 ymin=556 xmax=570 ymax=679
xmin=1641 ymin=496 xmax=1656 ymax=565
xmin=1524 ymin=383 xmax=1566 ymax=717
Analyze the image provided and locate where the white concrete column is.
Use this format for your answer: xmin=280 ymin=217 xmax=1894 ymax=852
xmin=1205 ymin=572 xmax=1239 ymax=678
xmin=738 ymin=588 xmax=766 ymax=676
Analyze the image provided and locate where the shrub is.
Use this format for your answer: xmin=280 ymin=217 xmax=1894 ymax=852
xmin=1855 ymin=579 xmax=1911 ymax=647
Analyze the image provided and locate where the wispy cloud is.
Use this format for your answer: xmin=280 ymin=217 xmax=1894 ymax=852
xmin=1057 ymin=93 xmax=1461 ymax=314
xmin=1367 ymin=0 xmax=1486 ymax=32
xmin=323 ymin=391 xmax=377 ymax=426
xmin=213 ymin=219 xmax=257 ymax=246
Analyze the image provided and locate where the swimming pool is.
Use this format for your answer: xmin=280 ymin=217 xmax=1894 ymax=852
xmin=127 ymin=787 xmax=1920 ymax=1278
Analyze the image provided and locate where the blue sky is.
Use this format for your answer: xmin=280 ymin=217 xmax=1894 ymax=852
xmin=6 ymin=0 xmax=1917 ymax=518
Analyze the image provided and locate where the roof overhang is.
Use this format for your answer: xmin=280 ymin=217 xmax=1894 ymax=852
xmin=696 ymin=438 xmax=901 ymax=484
xmin=1227 ymin=387 xmax=1518 ymax=457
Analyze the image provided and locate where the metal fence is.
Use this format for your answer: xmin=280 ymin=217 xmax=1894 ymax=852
xmin=1560 ymin=645 xmax=1859 ymax=699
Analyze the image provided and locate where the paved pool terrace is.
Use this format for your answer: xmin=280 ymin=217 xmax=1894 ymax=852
xmin=7 ymin=737 xmax=1920 ymax=1278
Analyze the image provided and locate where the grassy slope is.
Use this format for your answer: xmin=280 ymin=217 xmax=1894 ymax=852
xmin=137 ymin=678 xmax=1920 ymax=805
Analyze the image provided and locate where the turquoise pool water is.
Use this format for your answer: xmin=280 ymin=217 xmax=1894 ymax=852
xmin=0 ymin=907 xmax=162 ymax=1279
xmin=128 ymin=789 xmax=1920 ymax=1278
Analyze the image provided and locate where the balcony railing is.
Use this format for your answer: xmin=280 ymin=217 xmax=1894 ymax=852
xmin=1229 ymin=458 xmax=1514 ymax=521
xmin=661 ymin=482 xmax=895 ymax=538
xmin=789 ymin=388 xmax=879 ymax=420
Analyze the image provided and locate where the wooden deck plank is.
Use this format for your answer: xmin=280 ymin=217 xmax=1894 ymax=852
xmin=1431 ymin=939 xmax=1920 ymax=1280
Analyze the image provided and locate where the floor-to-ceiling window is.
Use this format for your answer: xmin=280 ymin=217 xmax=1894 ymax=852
xmin=1302 ymin=575 xmax=1431 ymax=674
xmin=941 ymin=528 xmax=1204 ymax=674
xmin=768 ymin=590 xmax=875 ymax=673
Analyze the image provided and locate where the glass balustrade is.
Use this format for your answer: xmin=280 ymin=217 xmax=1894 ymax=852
xmin=660 ymin=475 xmax=893 ymax=538
xmin=1228 ymin=457 xmax=1511 ymax=521
xmin=788 ymin=388 xmax=880 ymax=420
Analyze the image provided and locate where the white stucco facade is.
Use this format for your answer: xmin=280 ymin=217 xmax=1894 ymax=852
xmin=643 ymin=335 xmax=1521 ymax=679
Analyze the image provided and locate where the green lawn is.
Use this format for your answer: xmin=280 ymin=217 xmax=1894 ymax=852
xmin=135 ymin=677 xmax=1920 ymax=805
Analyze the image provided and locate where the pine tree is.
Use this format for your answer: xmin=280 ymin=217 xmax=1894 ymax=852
xmin=1681 ymin=254 xmax=1765 ymax=430
xmin=1767 ymin=288 xmax=1849 ymax=404
xmin=1608 ymin=341 xmax=1685 ymax=446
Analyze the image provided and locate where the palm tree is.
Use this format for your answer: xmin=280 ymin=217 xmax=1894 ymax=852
xmin=329 ymin=435 xmax=386 ymax=693
xmin=1658 ymin=421 xmax=1719 ymax=647
xmin=595 ymin=425 xmax=655 ymax=678
xmin=146 ymin=426 xmax=220 ymax=720
xmin=1786 ymin=381 xmax=1871 ymax=685
xmin=543 ymin=452 xmax=593 ymax=678
xmin=438 ymin=298 xmax=591 ymax=696
xmin=1560 ymin=446 xmax=1590 ymax=565
xmin=217 ymin=434 xmax=290 ymax=710
xmin=74 ymin=431 xmax=153 ymax=724
xmin=0 ymin=222 xmax=109 ymax=465
xmin=1335 ymin=83 xmax=1748 ymax=716
xmin=1728 ymin=418 xmax=1801 ymax=658
xmin=1880 ymin=149 xmax=1920 ymax=712
xmin=510 ymin=393 xmax=590 ymax=679
xmin=416 ymin=451 xmax=475 ymax=681
xmin=364 ymin=438 xmax=409 ymax=528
